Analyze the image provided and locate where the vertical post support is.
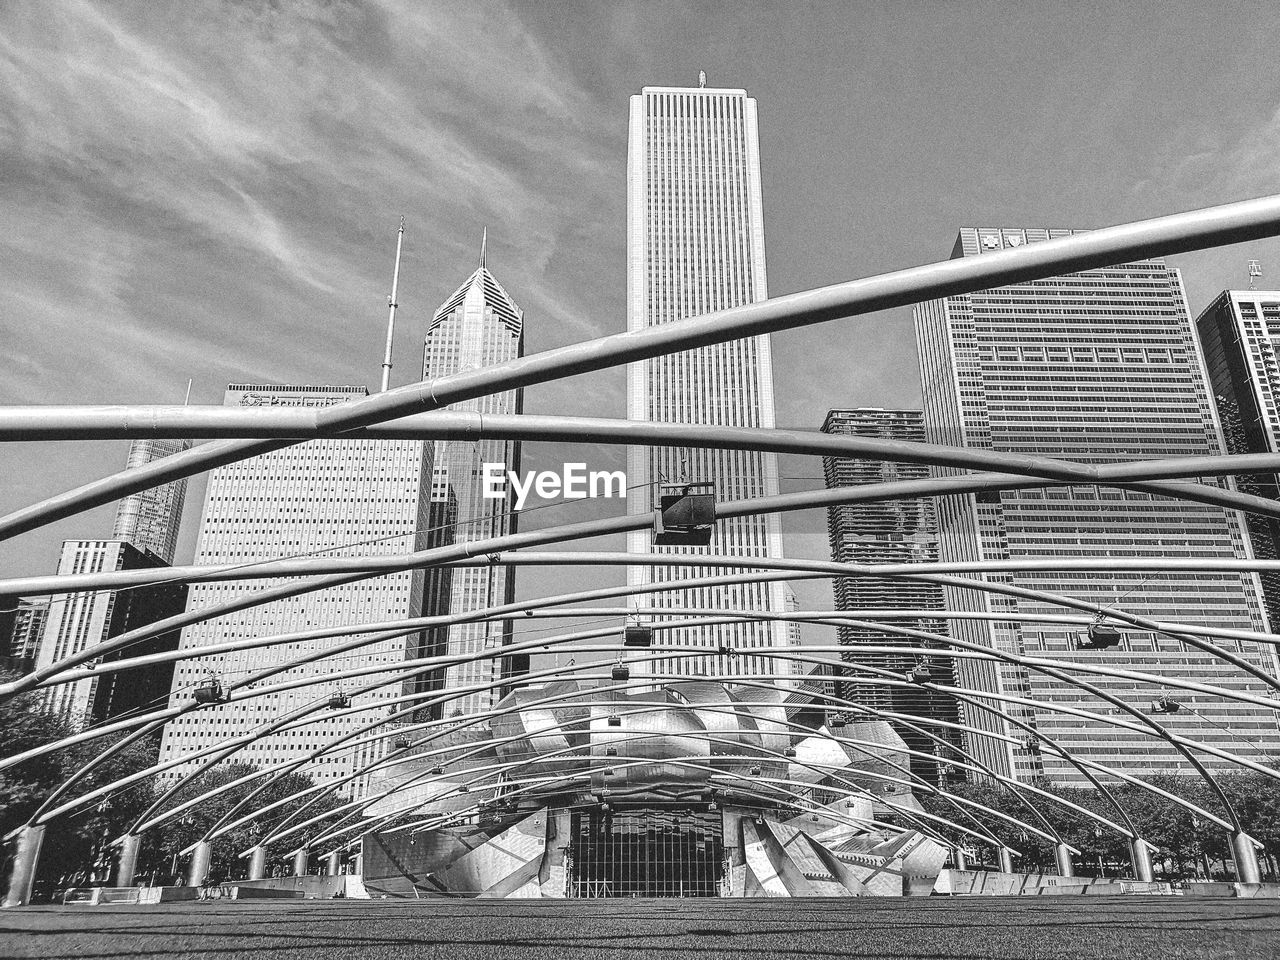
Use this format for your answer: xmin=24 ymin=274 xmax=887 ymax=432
xmin=1233 ymin=831 xmax=1263 ymax=885
xmin=1 ymin=825 xmax=46 ymax=908
xmin=116 ymin=834 xmax=143 ymax=888
xmin=1054 ymin=842 xmax=1074 ymax=878
xmin=952 ymin=847 xmax=968 ymax=871
xmin=292 ymin=847 xmax=309 ymax=877
xmin=996 ymin=846 xmax=1013 ymax=874
xmin=1129 ymin=837 xmax=1154 ymax=882
xmin=186 ymin=840 xmax=212 ymax=888
xmin=248 ymin=845 xmax=268 ymax=881
xmin=325 ymin=851 xmax=342 ymax=877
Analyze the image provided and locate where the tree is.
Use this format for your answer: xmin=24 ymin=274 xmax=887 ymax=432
xmin=919 ymin=766 xmax=1280 ymax=881
xmin=2 ymin=670 xmax=349 ymax=892
xmin=1 ymin=670 xmax=159 ymax=892
xmin=0 ymin=674 xmax=74 ymax=839
xmin=148 ymin=762 xmax=349 ymax=883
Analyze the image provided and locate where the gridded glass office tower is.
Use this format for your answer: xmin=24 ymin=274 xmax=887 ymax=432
xmin=625 ymin=83 xmax=790 ymax=683
xmin=821 ymin=408 xmax=962 ymax=784
xmin=1196 ymin=290 xmax=1280 ymax=633
xmin=157 ymin=385 xmax=431 ymax=794
xmin=34 ymin=539 xmax=186 ymax=725
xmin=111 ymin=438 xmax=192 ymax=563
xmin=915 ymin=230 xmax=1280 ymax=783
xmin=413 ymin=247 xmax=525 ymax=717
xmin=6 ymin=597 xmax=47 ymax=663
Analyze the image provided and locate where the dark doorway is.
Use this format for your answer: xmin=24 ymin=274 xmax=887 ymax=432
xmin=568 ymin=805 xmax=724 ymax=897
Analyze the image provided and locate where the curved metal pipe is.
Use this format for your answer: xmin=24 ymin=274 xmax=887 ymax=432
xmin=17 ymin=546 xmax=1280 ymax=705
xmin=139 ymin=646 xmax=1187 ymax=859
xmin=7 ymin=191 xmax=1280 ymax=540
xmin=15 ymin=476 xmax=1280 ymax=601
xmin=296 ymin=732 xmax=996 ymax=856
xmin=20 ymin=613 xmax=1276 ymax=833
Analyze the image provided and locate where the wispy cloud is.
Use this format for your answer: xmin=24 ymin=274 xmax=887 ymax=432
xmin=0 ymin=0 xmax=626 ymax=572
xmin=1132 ymin=104 xmax=1280 ymax=204
xmin=0 ymin=0 xmax=623 ymax=407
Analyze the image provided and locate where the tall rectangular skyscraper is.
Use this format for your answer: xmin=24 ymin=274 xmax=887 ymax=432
xmin=625 ymin=83 xmax=790 ymax=683
xmin=34 ymin=539 xmax=187 ymax=725
xmin=412 ymin=247 xmax=526 ymax=718
xmin=22 ymin=436 xmax=192 ymax=720
xmin=6 ymin=597 xmax=47 ymax=665
xmin=1195 ymin=289 xmax=1280 ymax=631
xmin=157 ymin=385 xmax=431 ymax=793
xmin=111 ymin=437 xmax=192 ymax=563
xmin=915 ymin=230 xmax=1280 ymax=783
xmin=821 ymin=408 xmax=962 ymax=784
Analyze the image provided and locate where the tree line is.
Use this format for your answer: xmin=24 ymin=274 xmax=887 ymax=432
xmin=0 ymin=670 xmax=346 ymax=900
xmin=919 ymin=769 xmax=1280 ymax=879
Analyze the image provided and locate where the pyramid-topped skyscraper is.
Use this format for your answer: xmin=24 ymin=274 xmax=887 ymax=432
xmin=410 ymin=234 xmax=527 ymax=717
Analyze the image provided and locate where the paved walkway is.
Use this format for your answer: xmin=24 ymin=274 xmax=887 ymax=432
xmin=3 ymin=896 xmax=1279 ymax=959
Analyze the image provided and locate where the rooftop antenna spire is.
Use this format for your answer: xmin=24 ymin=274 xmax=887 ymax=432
xmin=1249 ymin=259 xmax=1262 ymax=291
xmin=380 ymin=216 xmax=405 ymax=393
xmin=480 ymin=226 xmax=487 ymax=270
xmin=183 ymin=378 xmax=193 ymax=406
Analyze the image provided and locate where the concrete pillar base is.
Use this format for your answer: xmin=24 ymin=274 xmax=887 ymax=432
xmin=186 ymin=840 xmax=212 ymax=888
xmin=1129 ymin=837 xmax=1154 ymax=882
xmin=1233 ymin=831 xmax=1263 ymax=885
xmin=1054 ymin=842 xmax=1075 ymax=878
xmin=996 ymin=847 xmax=1014 ymax=874
xmin=2 ymin=825 xmax=46 ymax=908
xmin=952 ymin=847 xmax=968 ymax=872
xmin=116 ymin=834 xmax=143 ymax=888
xmin=248 ymin=845 xmax=268 ymax=881
xmin=292 ymin=848 xmax=310 ymax=877
xmin=324 ymin=850 xmax=342 ymax=877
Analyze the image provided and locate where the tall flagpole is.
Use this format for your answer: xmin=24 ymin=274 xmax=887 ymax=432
xmin=380 ymin=217 xmax=405 ymax=392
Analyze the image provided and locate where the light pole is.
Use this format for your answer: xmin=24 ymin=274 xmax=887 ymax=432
xmin=1093 ymin=824 xmax=1105 ymax=879
xmin=1191 ymin=814 xmax=1209 ymax=880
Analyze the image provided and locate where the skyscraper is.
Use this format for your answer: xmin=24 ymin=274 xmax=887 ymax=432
xmin=22 ymin=436 xmax=192 ymax=719
xmin=625 ymin=82 xmax=790 ymax=683
xmin=34 ymin=539 xmax=187 ymax=725
xmin=413 ymin=241 xmax=526 ymax=717
xmin=111 ymin=438 xmax=193 ymax=563
xmin=157 ymin=385 xmax=431 ymax=791
xmin=821 ymin=408 xmax=962 ymax=784
xmin=915 ymin=230 xmax=1280 ymax=783
xmin=1 ymin=597 xmax=46 ymax=669
xmin=1195 ymin=289 xmax=1280 ymax=631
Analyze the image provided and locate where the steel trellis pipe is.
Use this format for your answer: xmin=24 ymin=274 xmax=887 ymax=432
xmin=5 ymin=192 xmax=1280 ymax=544
xmin=11 ymin=495 xmax=1280 ymax=704
xmin=214 ymin=666 xmax=1141 ymax=858
xmin=7 ymin=600 xmax=1273 ymax=806
xmin=240 ymin=691 xmax=1015 ymax=856
xmin=46 ymin=649 xmax=1245 ymax=892
xmin=16 ymin=550 xmax=1280 ymax=714
xmin=11 ymin=549 xmax=1276 ymax=848
xmin=29 ymin=603 xmax=1280 ymax=696
xmin=51 ymin=642 xmax=1099 ymax=852
xmin=75 ymin=640 xmax=1251 ymax=857
xmin=15 ymin=601 xmax=1274 ymax=814
xmin=11 ymin=464 xmax=1280 ymax=600
xmin=294 ymin=730 xmax=1014 ymax=857
xmin=167 ymin=647 xmax=1269 ymax=849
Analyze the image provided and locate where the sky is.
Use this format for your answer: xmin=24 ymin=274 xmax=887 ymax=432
xmin=4 ymin=0 xmax=1280 ymax=651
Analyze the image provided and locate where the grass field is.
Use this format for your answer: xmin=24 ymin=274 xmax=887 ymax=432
xmin=3 ymin=896 xmax=1279 ymax=960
